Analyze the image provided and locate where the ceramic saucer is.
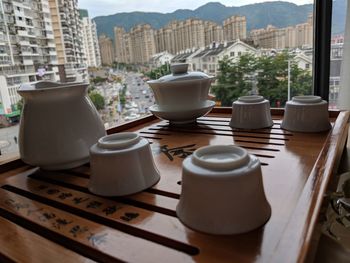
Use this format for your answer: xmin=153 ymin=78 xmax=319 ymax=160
xmin=149 ymin=100 xmax=215 ymax=124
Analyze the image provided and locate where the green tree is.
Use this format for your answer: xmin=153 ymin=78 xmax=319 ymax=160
xmin=17 ymin=99 xmax=24 ymax=112
xmin=91 ymin=76 xmax=107 ymax=84
xmin=212 ymin=52 xmax=313 ymax=107
xmin=89 ymin=91 xmax=105 ymax=110
xmin=257 ymin=52 xmax=312 ymax=107
xmin=212 ymin=54 xmax=257 ymax=106
xmin=118 ymin=84 xmax=127 ymax=108
xmin=145 ymin=63 xmax=171 ymax=80
xmin=256 ymin=53 xmax=289 ymax=107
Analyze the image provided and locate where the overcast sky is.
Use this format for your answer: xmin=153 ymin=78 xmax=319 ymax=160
xmin=79 ymin=0 xmax=314 ymax=18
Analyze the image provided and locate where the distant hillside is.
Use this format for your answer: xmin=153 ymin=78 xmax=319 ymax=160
xmin=93 ymin=0 xmax=346 ymax=40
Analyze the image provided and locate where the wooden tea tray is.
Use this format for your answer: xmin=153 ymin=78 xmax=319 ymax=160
xmin=0 ymin=108 xmax=349 ymax=263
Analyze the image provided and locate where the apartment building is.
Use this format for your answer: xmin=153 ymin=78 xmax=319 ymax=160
xmin=80 ymin=9 xmax=101 ymax=67
xmin=114 ymin=27 xmax=125 ymax=62
xmin=0 ymin=0 xmax=58 ymax=115
xmin=99 ymin=34 xmax=114 ymax=65
xmin=251 ymin=25 xmax=286 ymax=49
xmin=48 ymin=0 xmax=87 ymax=82
xmin=204 ymin=21 xmax=224 ymax=47
xmin=154 ymin=27 xmax=173 ymax=54
xmin=115 ymin=16 xmax=247 ymax=65
xmin=223 ymin=16 xmax=247 ymax=41
xmin=129 ymin=24 xmax=156 ymax=64
xmin=250 ymin=14 xmax=313 ymax=49
xmin=114 ymin=27 xmax=134 ymax=64
xmin=174 ymin=19 xmax=206 ymax=53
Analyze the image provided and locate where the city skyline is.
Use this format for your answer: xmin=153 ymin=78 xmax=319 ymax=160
xmin=110 ymin=11 xmax=313 ymax=65
xmin=79 ymin=0 xmax=313 ymax=18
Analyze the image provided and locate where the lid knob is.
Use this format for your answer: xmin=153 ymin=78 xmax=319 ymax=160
xmin=170 ymin=63 xmax=188 ymax=75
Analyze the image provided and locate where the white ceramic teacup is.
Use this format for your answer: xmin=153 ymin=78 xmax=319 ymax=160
xmin=89 ymin=132 xmax=160 ymax=196
xmin=229 ymin=95 xmax=273 ymax=129
xmin=281 ymin=95 xmax=331 ymax=132
xmin=176 ymin=145 xmax=271 ymax=235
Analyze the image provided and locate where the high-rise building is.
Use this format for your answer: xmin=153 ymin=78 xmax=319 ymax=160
xmin=284 ymin=26 xmax=297 ymax=48
xmin=114 ymin=26 xmax=125 ymax=62
xmin=251 ymin=25 xmax=286 ymax=49
xmin=223 ymin=16 xmax=247 ymax=41
xmin=172 ymin=19 xmax=206 ymax=53
xmin=250 ymin=14 xmax=313 ymax=49
xmin=114 ymin=26 xmax=133 ymax=63
xmin=204 ymin=21 xmax=224 ymax=47
xmin=0 ymin=0 xmax=59 ymax=114
xmin=114 ymin=17 xmax=246 ymax=64
xmin=99 ymin=34 xmax=114 ymax=65
xmin=295 ymin=14 xmax=313 ymax=48
xmin=154 ymin=27 xmax=173 ymax=54
xmin=80 ymin=9 xmax=101 ymax=67
xmin=48 ymin=0 xmax=86 ymax=82
xmin=156 ymin=19 xmax=217 ymax=55
xmin=129 ymin=24 xmax=156 ymax=64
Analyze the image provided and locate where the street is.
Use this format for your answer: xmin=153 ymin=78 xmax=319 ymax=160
xmin=124 ymin=72 xmax=155 ymax=114
xmin=0 ymin=124 xmax=19 ymax=156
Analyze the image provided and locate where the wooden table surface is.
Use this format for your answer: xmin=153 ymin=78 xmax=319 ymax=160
xmin=0 ymin=108 xmax=348 ymax=263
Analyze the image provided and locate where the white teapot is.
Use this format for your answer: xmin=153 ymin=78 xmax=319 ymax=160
xmin=18 ymin=81 xmax=106 ymax=170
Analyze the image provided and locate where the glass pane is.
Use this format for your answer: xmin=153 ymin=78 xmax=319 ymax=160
xmin=0 ymin=0 xmax=319 ymax=160
xmin=330 ymin=0 xmax=347 ymax=108
xmin=103 ymin=1 xmax=315 ymax=109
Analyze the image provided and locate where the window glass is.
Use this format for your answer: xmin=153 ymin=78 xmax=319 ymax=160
xmin=0 ymin=0 xmax=324 ymax=160
xmin=329 ymin=0 xmax=347 ymax=108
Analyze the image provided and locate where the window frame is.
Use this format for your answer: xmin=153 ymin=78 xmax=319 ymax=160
xmin=313 ymin=0 xmax=333 ymax=101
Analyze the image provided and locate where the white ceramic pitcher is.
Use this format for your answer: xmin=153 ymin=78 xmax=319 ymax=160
xmin=17 ymin=81 xmax=106 ymax=170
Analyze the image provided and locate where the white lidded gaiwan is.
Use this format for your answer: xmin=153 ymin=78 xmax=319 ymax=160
xmin=18 ymin=81 xmax=106 ymax=170
xmin=147 ymin=63 xmax=215 ymax=124
xmin=176 ymin=145 xmax=271 ymax=235
xmin=229 ymin=95 xmax=273 ymax=129
xmin=89 ymin=132 xmax=160 ymax=196
xmin=147 ymin=63 xmax=215 ymax=110
xmin=281 ymin=95 xmax=331 ymax=132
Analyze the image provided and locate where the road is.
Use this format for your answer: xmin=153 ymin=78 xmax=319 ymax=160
xmin=0 ymin=124 xmax=19 ymax=156
xmin=123 ymin=72 xmax=155 ymax=114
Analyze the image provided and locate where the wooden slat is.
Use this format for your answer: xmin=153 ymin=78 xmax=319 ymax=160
xmin=153 ymin=123 xmax=294 ymax=137
xmin=27 ymin=168 xmax=179 ymax=215
xmin=0 ymin=188 xmax=192 ymax=263
xmin=0 ymin=216 xmax=93 ymax=263
xmin=3 ymin=175 xmax=198 ymax=253
xmin=0 ymin=158 xmax=26 ymax=174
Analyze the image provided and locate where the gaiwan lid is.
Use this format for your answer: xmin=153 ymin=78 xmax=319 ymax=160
xmin=18 ymin=81 xmax=87 ymax=92
xmin=150 ymin=63 xmax=214 ymax=83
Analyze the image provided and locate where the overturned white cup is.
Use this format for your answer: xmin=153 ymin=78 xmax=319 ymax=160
xmin=176 ymin=145 xmax=271 ymax=235
xmin=89 ymin=132 xmax=160 ymax=196
xmin=281 ymin=95 xmax=331 ymax=132
xmin=230 ymin=95 xmax=273 ymax=129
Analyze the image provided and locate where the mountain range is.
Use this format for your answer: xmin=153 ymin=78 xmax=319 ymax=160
xmin=93 ymin=0 xmax=346 ymax=40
